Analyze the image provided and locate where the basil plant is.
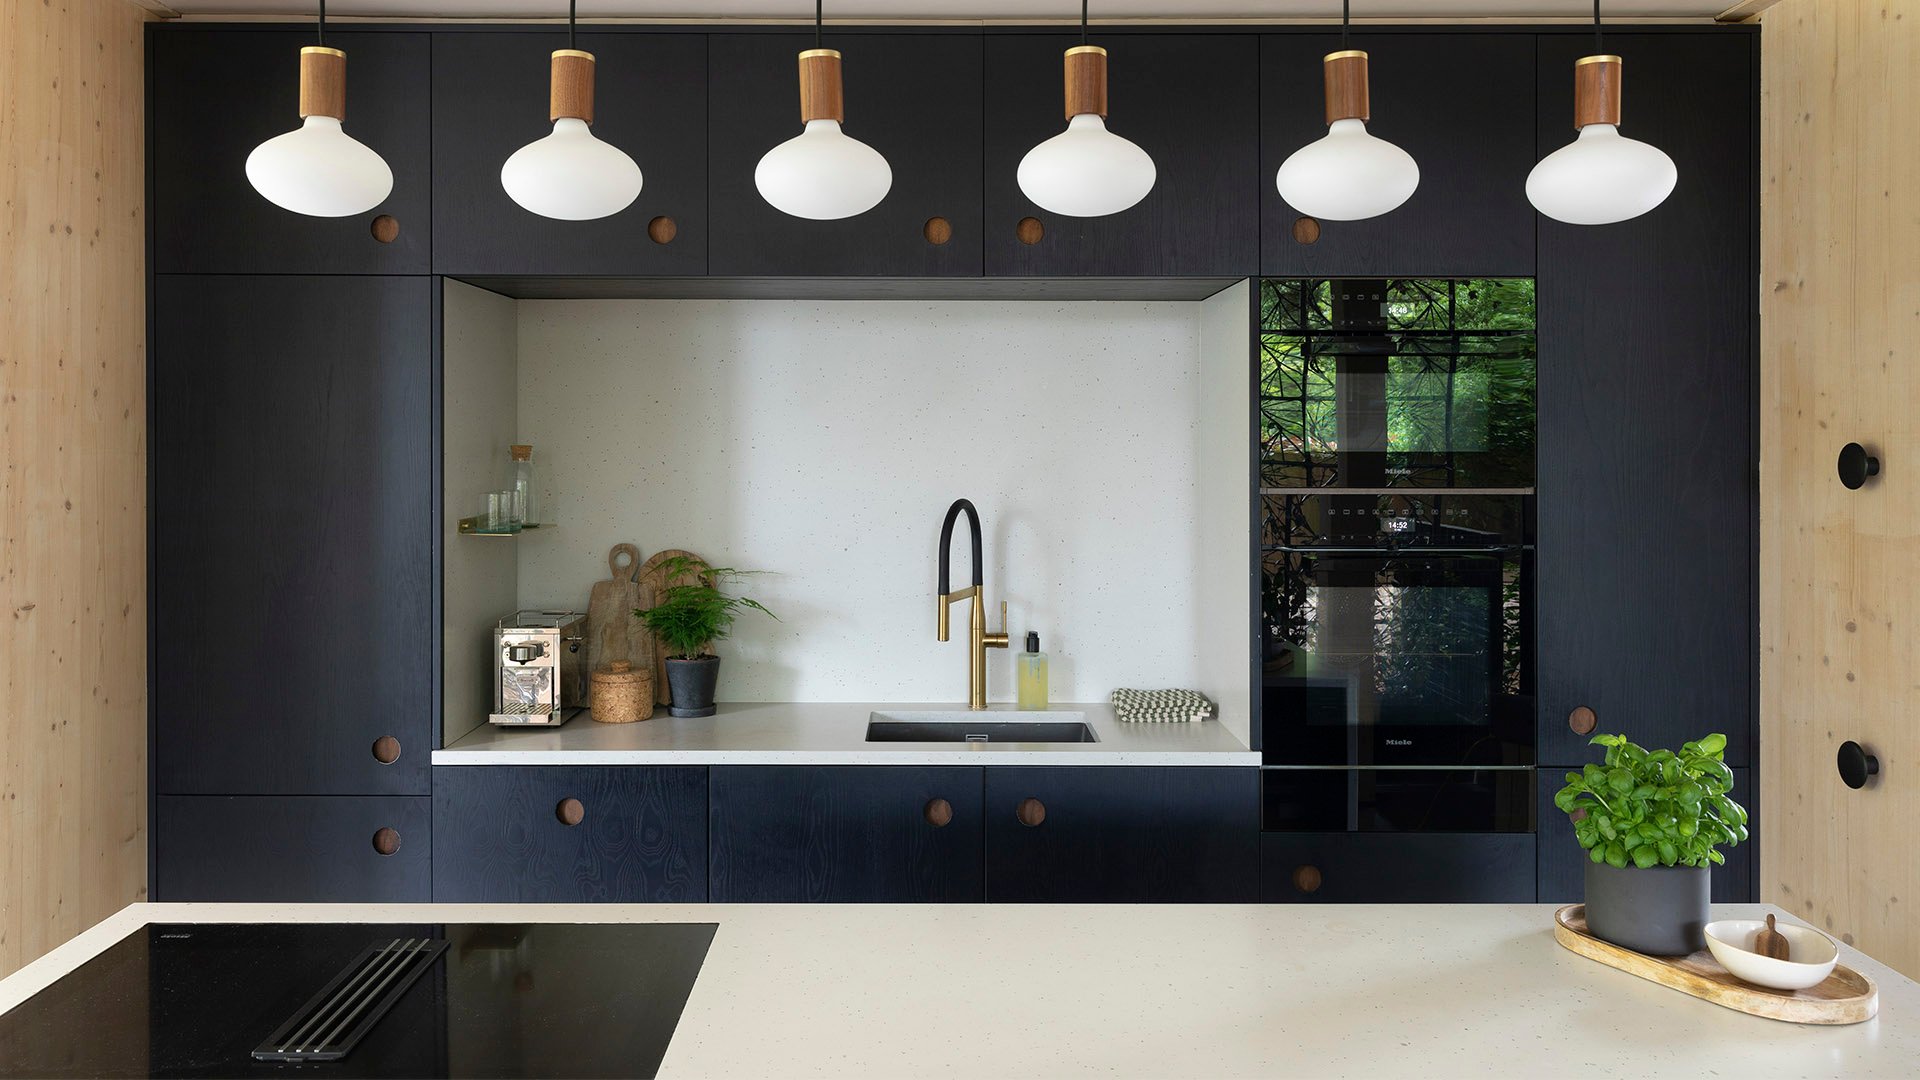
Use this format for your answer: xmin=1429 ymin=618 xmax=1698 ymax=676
xmin=1553 ymin=733 xmax=1748 ymax=870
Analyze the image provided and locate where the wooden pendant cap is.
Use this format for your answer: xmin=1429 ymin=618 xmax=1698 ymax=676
xmin=1063 ymin=45 xmax=1108 ymax=119
xmin=798 ymin=48 xmax=845 ymax=124
xmin=1573 ymin=55 xmax=1623 ymax=129
xmin=550 ymin=49 xmax=596 ymax=124
xmin=1322 ymin=49 xmax=1370 ymax=125
xmin=299 ymin=46 xmax=347 ymax=121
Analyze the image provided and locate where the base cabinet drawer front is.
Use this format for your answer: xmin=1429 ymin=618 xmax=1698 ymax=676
xmin=984 ymin=767 xmax=1259 ymax=902
xmin=710 ymin=766 xmax=984 ymax=902
xmin=432 ymin=766 xmax=707 ymax=902
xmin=158 ymin=796 xmax=430 ymax=902
xmin=1536 ymin=767 xmax=1753 ymax=904
xmin=1261 ymin=833 xmax=1536 ymax=903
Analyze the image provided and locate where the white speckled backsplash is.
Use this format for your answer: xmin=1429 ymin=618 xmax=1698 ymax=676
xmin=477 ymin=295 xmax=1243 ymax=720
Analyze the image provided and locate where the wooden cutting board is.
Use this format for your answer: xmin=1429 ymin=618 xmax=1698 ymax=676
xmin=584 ymin=544 xmax=645 ymax=703
xmin=1553 ymin=905 xmax=1877 ymax=1025
xmin=636 ymin=548 xmax=704 ymax=706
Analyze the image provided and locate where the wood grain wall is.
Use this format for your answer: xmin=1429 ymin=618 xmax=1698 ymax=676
xmin=0 ymin=0 xmax=151 ymax=977
xmin=1760 ymin=0 xmax=1920 ymax=978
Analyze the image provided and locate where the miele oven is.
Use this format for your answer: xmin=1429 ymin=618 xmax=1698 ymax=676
xmin=1258 ymin=277 xmax=1536 ymax=836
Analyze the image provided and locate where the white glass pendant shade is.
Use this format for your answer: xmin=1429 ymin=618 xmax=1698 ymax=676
xmin=246 ymin=115 xmax=393 ymax=218
xmin=1017 ymin=113 xmax=1156 ymax=218
xmin=755 ymin=119 xmax=892 ymax=221
xmin=1275 ymin=118 xmax=1419 ymax=222
xmin=1526 ymin=123 xmax=1676 ymax=225
xmin=502 ymin=118 xmax=643 ymax=221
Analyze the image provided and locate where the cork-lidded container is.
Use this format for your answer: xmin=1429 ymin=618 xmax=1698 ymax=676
xmin=590 ymin=660 xmax=654 ymax=724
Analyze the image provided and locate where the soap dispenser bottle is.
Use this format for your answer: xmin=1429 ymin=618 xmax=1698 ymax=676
xmin=1016 ymin=632 xmax=1049 ymax=709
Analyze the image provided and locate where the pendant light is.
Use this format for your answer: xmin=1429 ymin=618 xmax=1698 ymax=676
xmin=245 ymin=1 xmax=394 ymax=217
xmin=1015 ymin=1 xmax=1156 ymax=218
xmin=754 ymin=0 xmax=892 ymax=220
xmin=1526 ymin=0 xmax=1676 ymax=225
xmin=500 ymin=1 xmax=644 ymax=221
xmin=1274 ymin=0 xmax=1419 ymax=222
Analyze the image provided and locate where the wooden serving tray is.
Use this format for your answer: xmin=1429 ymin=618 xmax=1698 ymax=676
xmin=1554 ymin=905 xmax=1878 ymax=1025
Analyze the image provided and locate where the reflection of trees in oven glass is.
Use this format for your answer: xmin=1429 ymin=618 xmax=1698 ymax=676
xmin=1259 ymin=278 xmax=1536 ymax=489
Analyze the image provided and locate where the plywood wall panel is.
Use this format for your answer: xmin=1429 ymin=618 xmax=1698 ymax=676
xmin=0 ymin=0 xmax=152 ymax=977
xmin=1760 ymin=0 xmax=1920 ymax=978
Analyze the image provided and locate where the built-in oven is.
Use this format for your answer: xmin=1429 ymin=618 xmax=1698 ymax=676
xmin=1258 ymin=277 xmax=1536 ymax=840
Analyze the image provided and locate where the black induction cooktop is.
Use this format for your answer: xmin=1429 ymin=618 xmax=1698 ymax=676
xmin=0 ymin=922 xmax=716 ymax=1079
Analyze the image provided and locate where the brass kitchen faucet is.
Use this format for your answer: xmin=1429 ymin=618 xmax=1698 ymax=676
xmin=936 ymin=498 xmax=1009 ymax=710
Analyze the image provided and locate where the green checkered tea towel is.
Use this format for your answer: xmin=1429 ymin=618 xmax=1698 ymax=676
xmin=1111 ymin=688 xmax=1215 ymax=723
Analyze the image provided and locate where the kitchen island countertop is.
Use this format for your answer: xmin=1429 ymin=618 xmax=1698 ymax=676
xmin=434 ymin=700 xmax=1258 ymax=766
xmin=2 ymin=902 xmax=1914 ymax=1078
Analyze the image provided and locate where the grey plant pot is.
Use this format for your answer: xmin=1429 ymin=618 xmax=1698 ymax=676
xmin=665 ymin=655 xmax=720 ymax=718
xmin=1584 ymin=860 xmax=1710 ymax=956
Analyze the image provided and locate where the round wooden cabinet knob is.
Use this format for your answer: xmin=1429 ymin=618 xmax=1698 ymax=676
xmin=370 ymin=215 xmax=400 ymax=244
xmin=1015 ymin=216 xmax=1045 ymax=245
xmin=371 ymin=827 xmax=401 ymax=856
xmin=556 ymin=797 xmax=586 ymax=826
xmin=1568 ymin=706 xmax=1598 ymax=735
xmin=1016 ymin=797 xmax=1047 ymax=828
xmin=647 ymin=215 xmax=677 ymax=245
xmin=924 ymin=797 xmax=954 ymax=827
xmin=923 ymin=216 xmax=953 ymax=245
xmin=371 ymin=735 xmax=401 ymax=764
xmin=1291 ymin=215 xmax=1321 ymax=245
xmin=1292 ymin=864 xmax=1322 ymax=894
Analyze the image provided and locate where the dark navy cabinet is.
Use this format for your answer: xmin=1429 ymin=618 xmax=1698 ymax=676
xmin=1534 ymin=32 xmax=1756 ymax=769
xmin=150 ymin=30 xmax=432 ymax=275
xmin=431 ymin=31 xmax=708 ymax=276
xmin=983 ymin=33 xmax=1258 ymax=278
xmin=152 ymin=275 xmax=434 ymax=799
xmin=1260 ymin=33 xmax=1536 ymax=277
xmin=158 ymin=796 xmax=431 ymax=902
xmin=709 ymin=766 xmax=984 ymax=902
xmin=985 ymin=767 xmax=1259 ymax=902
xmin=706 ymin=32 xmax=984 ymax=277
xmin=432 ymin=766 xmax=708 ymax=902
xmin=1260 ymin=833 xmax=1536 ymax=903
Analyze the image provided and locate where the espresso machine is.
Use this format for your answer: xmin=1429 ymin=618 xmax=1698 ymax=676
xmin=490 ymin=610 xmax=587 ymax=726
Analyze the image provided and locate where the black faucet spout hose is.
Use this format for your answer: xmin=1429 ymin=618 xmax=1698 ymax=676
xmin=938 ymin=498 xmax=984 ymax=596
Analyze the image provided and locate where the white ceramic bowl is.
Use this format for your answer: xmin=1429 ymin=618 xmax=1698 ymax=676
xmin=1703 ymin=919 xmax=1840 ymax=990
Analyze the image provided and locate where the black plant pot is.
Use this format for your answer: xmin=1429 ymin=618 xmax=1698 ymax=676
xmin=1584 ymin=860 xmax=1710 ymax=956
xmin=665 ymin=655 xmax=720 ymax=718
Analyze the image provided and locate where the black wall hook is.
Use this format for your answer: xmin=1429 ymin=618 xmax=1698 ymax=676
xmin=1838 ymin=740 xmax=1880 ymax=789
xmin=1838 ymin=443 xmax=1880 ymax=490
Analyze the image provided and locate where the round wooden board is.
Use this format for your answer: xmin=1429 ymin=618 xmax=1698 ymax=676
xmin=1553 ymin=904 xmax=1878 ymax=1025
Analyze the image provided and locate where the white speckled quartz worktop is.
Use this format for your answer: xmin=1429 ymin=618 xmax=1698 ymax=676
xmin=4 ymin=902 xmax=1915 ymax=1078
xmin=433 ymin=701 xmax=1258 ymax=766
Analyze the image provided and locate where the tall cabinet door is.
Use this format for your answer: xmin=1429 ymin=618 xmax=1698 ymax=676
xmin=1260 ymin=33 xmax=1536 ymax=277
xmin=150 ymin=30 xmax=431 ymax=274
xmin=153 ymin=275 xmax=434 ymax=796
xmin=1535 ymin=33 xmax=1756 ymax=768
xmin=706 ymin=33 xmax=983 ymax=277
xmin=984 ymin=33 xmax=1258 ymax=277
xmin=431 ymin=31 xmax=708 ymax=276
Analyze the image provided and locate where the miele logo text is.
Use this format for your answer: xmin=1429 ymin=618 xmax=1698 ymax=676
xmin=1385 ymin=738 xmax=1414 ymax=746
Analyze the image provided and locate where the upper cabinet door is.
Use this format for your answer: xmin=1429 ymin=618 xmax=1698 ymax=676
xmin=1260 ymin=33 xmax=1535 ymax=277
xmin=707 ymin=33 xmax=983 ymax=277
xmin=432 ymin=31 xmax=708 ymax=276
xmin=1534 ymin=32 xmax=1756 ymax=767
xmin=984 ymin=34 xmax=1258 ymax=278
xmin=151 ymin=30 xmax=431 ymax=275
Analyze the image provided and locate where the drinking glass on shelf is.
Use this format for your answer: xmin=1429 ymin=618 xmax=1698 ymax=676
xmin=486 ymin=492 xmax=507 ymax=533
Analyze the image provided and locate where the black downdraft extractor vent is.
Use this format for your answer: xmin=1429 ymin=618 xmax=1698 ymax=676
xmin=252 ymin=938 xmax=448 ymax=1062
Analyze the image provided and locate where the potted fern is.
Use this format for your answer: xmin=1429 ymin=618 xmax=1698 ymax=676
xmin=633 ymin=556 xmax=775 ymax=718
xmin=1553 ymin=732 xmax=1748 ymax=955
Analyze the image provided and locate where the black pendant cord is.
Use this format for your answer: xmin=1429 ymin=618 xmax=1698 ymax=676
xmin=1594 ymin=0 xmax=1604 ymax=54
xmin=1341 ymin=0 xmax=1349 ymax=50
xmin=316 ymin=0 xmax=324 ymax=46
xmin=815 ymin=0 xmax=822 ymax=49
xmin=569 ymin=0 xmax=576 ymax=50
xmin=1081 ymin=0 xmax=1088 ymax=46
